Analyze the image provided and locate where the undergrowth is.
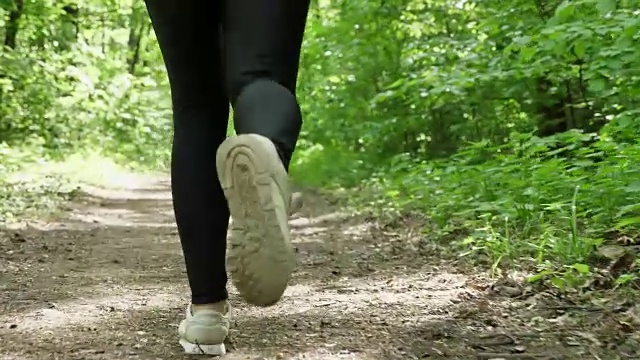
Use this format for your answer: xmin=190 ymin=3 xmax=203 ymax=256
xmin=0 ymin=141 xmax=148 ymax=225
xmin=291 ymin=126 xmax=640 ymax=290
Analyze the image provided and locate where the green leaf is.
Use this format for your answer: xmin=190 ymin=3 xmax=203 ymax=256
xmin=526 ymin=273 xmax=543 ymax=283
xmin=527 ymin=270 xmax=552 ymax=282
xmin=596 ymin=0 xmax=616 ymax=16
xmin=615 ymin=216 xmax=640 ymax=229
xmin=554 ymin=1 xmax=575 ymax=20
xmin=589 ymin=78 xmax=607 ymax=92
xmin=616 ymin=274 xmax=636 ymax=285
xmin=0 ymin=0 xmax=16 ymax=11
xmin=573 ymin=41 xmax=586 ymax=59
xmin=572 ymin=263 xmax=590 ymax=274
xmin=520 ymin=47 xmax=537 ymax=62
xmin=550 ymin=276 xmax=566 ymax=290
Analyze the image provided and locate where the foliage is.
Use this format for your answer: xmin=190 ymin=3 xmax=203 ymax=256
xmin=1 ymin=0 xmax=639 ymax=287
xmin=0 ymin=0 xmax=169 ymax=223
xmin=293 ymin=0 xmax=640 ymax=286
xmin=0 ymin=0 xmax=171 ymax=167
xmin=0 ymin=141 xmax=71 ymax=224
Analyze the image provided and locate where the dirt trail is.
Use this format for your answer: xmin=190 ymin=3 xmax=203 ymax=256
xmin=1 ymin=175 xmax=638 ymax=359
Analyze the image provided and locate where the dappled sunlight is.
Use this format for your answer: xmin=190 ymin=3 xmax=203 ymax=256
xmin=241 ymin=271 xmax=474 ymax=319
xmin=291 ymin=226 xmax=330 ymax=238
xmin=215 ymin=350 xmax=374 ymax=360
xmin=0 ymin=270 xmax=474 ymax=334
xmin=2 ymin=170 xmax=623 ymax=358
xmin=68 ymin=205 xmax=175 ymax=228
xmin=0 ymin=355 xmax=31 ymax=360
xmin=0 ymin=288 xmax=183 ymax=333
xmin=78 ymin=184 xmax=172 ymax=201
xmin=1 ymin=174 xmax=479 ymax=359
xmin=290 ymin=221 xmax=374 ymax=258
xmin=290 ymin=212 xmax=351 ymax=228
xmin=0 ymin=0 xmax=637 ymax=356
xmin=3 ymin=163 xmax=633 ymax=358
xmin=0 ymin=268 xmax=475 ymax=359
xmin=341 ymin=222 xmax=372 ymax=236
xmin=62 ymin=185 xmax=353 ymax=232
xmin=8 ymin=152 xmax=167 ymax=191
xmin=287 ymin=348 xmax=376 ymax=360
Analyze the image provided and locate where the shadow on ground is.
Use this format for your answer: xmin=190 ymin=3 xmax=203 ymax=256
xmin=1 ymin=176 xmax=639 ymax=359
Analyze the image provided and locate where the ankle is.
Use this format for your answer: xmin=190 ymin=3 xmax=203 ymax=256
xmin=192 ymin=300 xmax=228 ymax=314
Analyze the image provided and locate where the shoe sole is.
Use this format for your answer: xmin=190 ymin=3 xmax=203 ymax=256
xmin=216 ymin=134 xmax=295 ymax=306
xmin=179 ymin=339 xmax=226 ymax=356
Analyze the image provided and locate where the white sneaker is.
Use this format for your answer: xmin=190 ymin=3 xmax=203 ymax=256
xmin=178 ymin=303 xmax=231 ymax=355
xmin=216 ymin=134 xmax=296 ymax=306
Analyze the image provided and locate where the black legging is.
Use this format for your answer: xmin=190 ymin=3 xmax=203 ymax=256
xmin=144 ymin=0 xmax=310 ymax=304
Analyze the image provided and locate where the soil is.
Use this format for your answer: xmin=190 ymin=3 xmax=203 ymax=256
xmin=1 ymin=174 xmax=640 ymax=360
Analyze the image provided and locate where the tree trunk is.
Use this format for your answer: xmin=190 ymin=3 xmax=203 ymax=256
xmin=4 ymin=0 xmax=25 ymax=49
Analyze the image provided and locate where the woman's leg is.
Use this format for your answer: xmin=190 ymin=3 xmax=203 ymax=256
xmin=224 ymin=0 xmax=310 ymax=167
xmin=144 ymin=0 xmax=230 ymax=355
xmin=215 ymin=0 xmax=310 ymax=306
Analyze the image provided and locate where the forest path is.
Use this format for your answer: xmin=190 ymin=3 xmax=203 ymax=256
xmin=0 ymin=173 xmax=636 ymax=359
